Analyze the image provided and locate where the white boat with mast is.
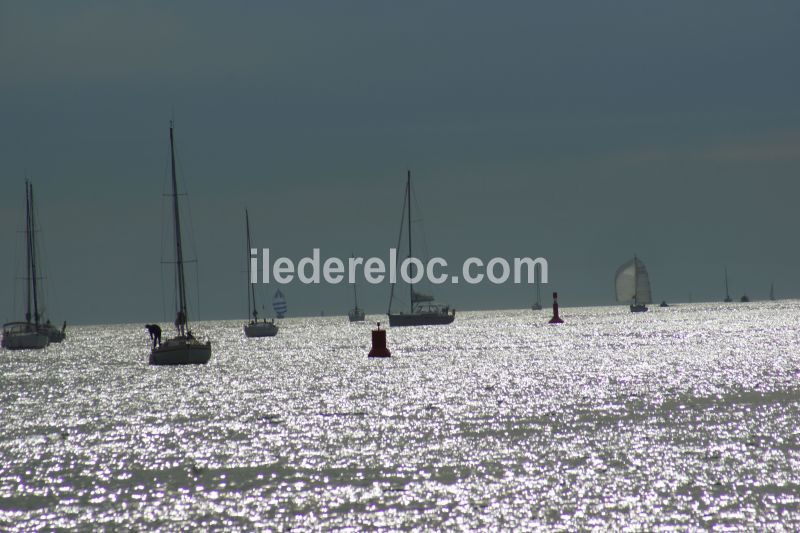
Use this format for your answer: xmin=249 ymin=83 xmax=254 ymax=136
xmin=387 ymin=170 xmax=455 ymax=327
xmin=615 ymin=255 xmax=652 ymax=313
xmin=2 ymin=181 xmax=51 ymax=350
xmin=149 ymin=121 xmax=212 ymax=365
xmin=244 ymin=209 xmax=278 ymax=337
xmin=348 ymin=254 xmax=366 ymax=322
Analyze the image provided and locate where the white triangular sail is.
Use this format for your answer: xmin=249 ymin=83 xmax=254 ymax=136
xmin=615 ymin=256 xmax=652 ymax=305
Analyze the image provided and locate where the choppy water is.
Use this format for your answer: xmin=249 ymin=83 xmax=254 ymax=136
xmin=2 ymin=302 xmax=800 ymax=530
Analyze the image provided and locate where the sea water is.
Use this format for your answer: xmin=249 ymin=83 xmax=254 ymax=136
xmin=1 ymin=302 xmax=799 ymax=529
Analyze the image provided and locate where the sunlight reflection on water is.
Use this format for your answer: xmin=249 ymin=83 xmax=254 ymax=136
xmin=2 ymin=302 xmax=800 ymax=529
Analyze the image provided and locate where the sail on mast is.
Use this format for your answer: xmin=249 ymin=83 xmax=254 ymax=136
xmin=615 ymin=256 xmax=652 ymax=305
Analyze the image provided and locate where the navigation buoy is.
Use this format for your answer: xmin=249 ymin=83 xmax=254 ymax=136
xmin=368 ymin=322 xmax=391 ymax=357
xmin=549 ymin=292 xmax=564 ymax=324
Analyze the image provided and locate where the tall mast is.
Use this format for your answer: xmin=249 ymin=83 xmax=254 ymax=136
xmin=24 ymin=182 xmax=32 ymax=323
xmin=169 ymin=122 xmax=188 ymax=326
xmin=407 ymin=170 xmax=413 ymax=314
xmin=246 ymin=209 xmax=257 ymax=320
xmin=28 ymin=182 xmax=41 ymax=326
xmin=724 ymin=267 xmax=730 ymax=301
xmin=633 ymin=255 xmax=638 ymax=306
xmin=535 ymin=264 xmax=541 ymax=305
xmin=351 ymin=253 xmax=359 ymax=309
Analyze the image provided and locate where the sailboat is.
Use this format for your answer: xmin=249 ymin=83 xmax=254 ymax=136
xmin=2 ymin=181 xmax=50 ymax=350
xmin=723 ymin=268 xmax=733 ymax=302
xmin=272 ymin=289 xmax=287 ymax=319
xmin=348 ymin=255 xmax=365 ymax=322
xmin=770 ymin=282 xmax=775 ymax=301
xmin=615 ymin=255 xmax=652 ymax=313
xmin=149 ymin=122 xmax=212 ymax=365
xmin=244 ymin=210 xmax=278 ymax=337
xmin=530 ymin=263 xmax=543 ymax=310
xmin=387 ymin=171 xmax=455 ymax=327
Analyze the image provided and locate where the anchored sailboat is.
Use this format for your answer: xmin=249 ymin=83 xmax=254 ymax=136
xmin=273 ymin=289 xmax=287 ymax=319
xmin=723 ymin=268 xmax=733 ymax=302
xmin=244 ymin=210 xmax=278 ymax=337
xmin=149 ymin=122 xmax=212 ymax=365
xmin=615 ymin=255 xmax=652 ymax=313
xmin=2 ymin=181 xmax=51 ymax=350
xmin=348 ymin=255 xmax=365 ymax=322
xmin=387 ymin=171 xmax=455 ymax=327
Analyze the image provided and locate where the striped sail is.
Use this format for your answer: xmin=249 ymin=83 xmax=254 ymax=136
xmin=272 ymin=289 xmax=288 ymax=317
xmin=615 ymin=257 xmax=652 ymax=305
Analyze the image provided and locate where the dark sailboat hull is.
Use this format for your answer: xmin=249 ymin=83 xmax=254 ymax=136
xmin=388 ymin=312 xmax=455 ymax=327
xmin=150 ymin=338 xmax=211 ymax=365
xmin=630 ymin=304 xmax=648 ymax=313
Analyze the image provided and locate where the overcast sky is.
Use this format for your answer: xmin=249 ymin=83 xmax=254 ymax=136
xmin=1 ymin=1 xmax=799 ymax=325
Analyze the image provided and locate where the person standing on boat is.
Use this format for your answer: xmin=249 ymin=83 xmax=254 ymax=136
xmin=146 ymin=324 xmax=161 ymax=348
xmin=175 ymin=310 xmax=186 ymax=336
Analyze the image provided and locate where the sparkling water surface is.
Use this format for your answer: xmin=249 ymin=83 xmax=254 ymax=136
xmin=2 ymin=302 xmax=800 ymax=529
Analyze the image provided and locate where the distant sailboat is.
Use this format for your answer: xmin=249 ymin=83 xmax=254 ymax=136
xmin=2 ymin=181 xmax=50 ymax=350
xmin=348 ymin=255 xmax=365 ymax=322
xmin=770 ymin=282 xmax=775 ymax=301
xmin=615 ymin=255 xmax=652 ymax=313
xmin=723 ymin=268 xmax=733 ymax=302
xmin=244 ymin=210 xmax=278 ymax=337
xmin=149 ymin=121 xmax=212 ymax=365
xmin=531 ymin=263 xmax=543 ymax=311
xmin=387 ymin=171 xmax=455 ymax=327
xmin=273 ymin=289 xmax=287 ymax=319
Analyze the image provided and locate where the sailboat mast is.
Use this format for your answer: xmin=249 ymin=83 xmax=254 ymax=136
xmin=24 ymin=182 xmax=32 ymax=323
xmin=351 ymin=254 xmax=359 ymax=309
xmin=28 ymin=182 xmax=41 ymax=326
xmin=633 ymin=255 xmax=638 ymax=306
xmin=246 ymin=209 xmax=257 ymax=320
xmin=724 ymin=268 xmax=730 ymax=300
xmin=535 ymin=264 xmax=541 ymax=305
xmin=407 ymin=170 xmax=413 ymax=314
xmin=169 ymin=122 xmax=188 ymax=326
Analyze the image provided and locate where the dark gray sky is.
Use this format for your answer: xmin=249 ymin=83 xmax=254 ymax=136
xmin=2 ymin=1 xmax=799 ymax=325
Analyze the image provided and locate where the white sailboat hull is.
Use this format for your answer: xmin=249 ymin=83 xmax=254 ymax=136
xmin=150 ymin=337 xmax=211 ymax=365
xmin=244 ymin=322 xmax=278 ymax=337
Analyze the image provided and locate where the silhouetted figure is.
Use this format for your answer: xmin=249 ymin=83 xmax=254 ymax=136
xmin=549 ymin=292 xmax=564 ymax=324
xmin=175 ymin=310 xmax=186 ymax=336
xmin=146 ymin=324 xmax=162 ymax=348
xmin=252 ymin=308 xmax=259 ymax=324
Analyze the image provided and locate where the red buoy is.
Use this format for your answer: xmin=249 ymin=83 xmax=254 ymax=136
xmin=368 ymin=322 xmax=391 ymax=357
xmin=549 ymin=291 xmax=564 ymax=324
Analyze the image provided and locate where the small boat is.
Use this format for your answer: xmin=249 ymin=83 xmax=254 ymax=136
xmin=615 ymin=255 xmax=652 ymax=313
xmin=2 ymin=181 xmax=60 ymax=350
xmin=149 ymin=122 xmax=211 ymax=365
xmin=273 ymin=289 xmax=287 ymax=319
xmin=387 ymin=171 xmax=455 ymax=327
xmin=740 ymin=294 xmax=750 ymax=303
xmin=660 ymin=300 xmax=669 ymax=308
xmin=243 ymin=210 xmax=278 ymax=337
xmin=531 ymin=264 xmax=543 ymax=311
xmin=723 ymin=268 xmax=733 ymax=302
xmin=348 ymin=257 xmax=366 ymax=322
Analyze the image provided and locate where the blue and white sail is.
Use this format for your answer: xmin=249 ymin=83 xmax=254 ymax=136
xmin=272 ymin=289 xmax=288 ymax=318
